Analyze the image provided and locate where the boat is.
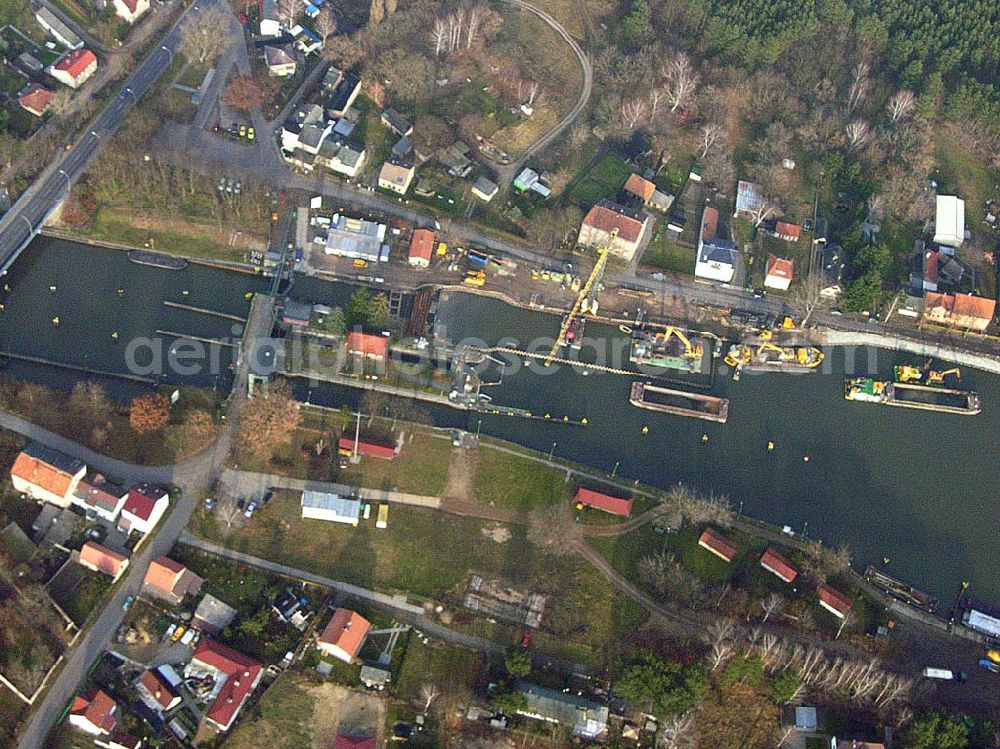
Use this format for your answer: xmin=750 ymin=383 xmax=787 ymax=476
xmin=629 ymin=381 xmax=729 ymax=423
xmin=724 ymin=342 xmax=823 ymax=371
xmin=128 ymin=250 xmax=187 ymax=270
xmin=630 ymin=326 xmax=708 ymax=374
xmin=893 ymin=364 xmax=961 ymax=387
xmin=863 ymin=566 xmax=938 ymax=612
xmin=844 ymin=377 xmax=981 ymax=415
xmin=563 ymin=315 xmax=584 ymax=350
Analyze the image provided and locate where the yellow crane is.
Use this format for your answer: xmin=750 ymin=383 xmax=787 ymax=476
xmin=544 ymin=229 xmax=617 ymax=366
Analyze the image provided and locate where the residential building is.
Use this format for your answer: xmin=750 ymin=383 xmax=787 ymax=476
xmin=694 ymin=205 xmax=738 ymax=283
xmin=192 ymin=594 xmax=238 ymax=635
xmin=380 ymin=108 xmax=412 ymax=137
xmin=49 ymin=48 xmax=98 ymax=89
xmin=910 ymin=241 xmax=939 ymax=293
xmin=819 ymin=242 xmax=844 ymax=298
xmin=923 ymin=292 xmax=996 ymax=331
xmin=294 ymin=27 xmax=322 ymax=55
xmin=337 ymin=436 xmax=395 ymax=460
xmin=934 ymin=195 xmax=965 ymax=248
xmin=734 ymin=180 xmax=765 ymax=218
xmin=472 ymin=176 xmax=498 ymax=202
xmin=377 ymin=159 xmax=414 ymax=194
xmin=408 ymin=228 xmax=434 ymax=267
xmin=317 ymin=608 xmax=371 ymax=662
xmin=18 ymin=83 xmax=55 ymax=117
xmin=322 ymin=213 xmax=386 ymax=261
xmin=118 ymin=483 xmax=169 ymax=535
xmin=326 ymin=72 xmax=361 ymax=118
xmin=142 ymin=556 xmax=203 ymax=605
xmin=764 ymin=254 xmax=794 ymax=291
xmin=272 ymin=590 xmax=311 ymax=629
xmin=259 ymin=0 xmax=281 ymax=36
xmin=515 ymin=682 xmax=608 ymax=740
xmin=624 ymin=173 xmax=655 ymax=204
xmin=649 ymin=189 xmax=674 ymax=212
xmin=280 ymin=103 xmax=325 ymax=152
xmin=359 ymin=664 xmax=390 ymax=690
xmin=17 ymin=51 xmax=44 ymax=72
xmin=698 ymin=528 xmax=737 ymax=563
xmin=35 ymin=7 xmax=83 ymax=49
xmin=301 ymin=490 xmax=362 ymax=525
xmin=95 ymin=732 xmax=142 ymax=749
xmin=774 ymin=221 xmax=801 ymax=241
xmin=264 ymin=45 xmax=296 ymax=77
xmin=281 ymin=299 xmax=313 ymax=327
xmin=69 ymin=687 xmax=118 ymax=736
xmin=71 ymin=476 xmax=127 ymax=522
xmin=577 ymin=199 xmax=649 ymax=261
xmin=313 ymin=141 xmax=366 ymax=177
xmin=10 ymin=443 xmax=86 ymax=507
xmin=573 ymin=487 xmax=633 ymax=517
xmin=818 ymin=583 xmax=852 ymax=619
xmin=438 ymin=141 xmax=473 ymax=177
xmin=185 ymin=639 xmax=263 ymax=732
xmin=135 ymin=668 xmax=181 ymax=713
xmin=112 ymin=0 xmax=149 ymax=24
xmin=513 ymin=168 xmax=551 ymax=198
xmin=298 ymin=122 xmax=332 ymax=154
xmin=760 ymin=547 xmax=798 ymax=583
xmin=79 ymin=541 xmax=129 ymax=580
xmin=346 ymin=331 xmax=388 ymax=360
xmin=392 ymin=136 xmax=411 ymax=159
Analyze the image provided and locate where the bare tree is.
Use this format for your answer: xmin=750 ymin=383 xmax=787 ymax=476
xmin=836 ymin=609 xmax=856 ymax=640
xmin=748 ymin=195 xmax=779 ymax=228
xmin=639 ymin=552 xmax=670 ymax=594
xmin=846 ymin=60 xmax=870 ymax=115
xmin=217 ymin=496 xmax=242 ymax=529
xmin=620 ymin=98 xmax=648 ymax=132
xmin=465 ymin=4 xmax=482 ymax=49
xmin=419 ymin=683 xmax=441 ymax=713
xmin=866 ymin=194 xmax=885 ymax=224
xmin=704 ymin=620 xmax=736 ymax=670
xmin=277 ymin=0 xmax=298 ymax=26
xmin=795 ymin=270 xmax=824 ymax=327
xmin=525 ymin=80 xmax=540 ymax=106
xmin=315 ymin=7 xmax=337 ymax=46
xmin=663 ymin=52 xmax=699 ymax=112
xmin=887 ymin=90 xmax=915 ymax=123
xmin=761 ymin=592 xmax=784 ymax=623
xmin=430 ymin=17 xmax=448 ymax=57
xmin=661 ymin=711 xmax=696 ymax=749
xmin=845 ymin=119 xmax=870 ymax=151
xmin=648 ymin=87 xmax=666 ymax=118
xmin=178 ymin=6 xmax=230 ymax=64
xmin=777 ymin=726 xmax=795 ymax=747
xmin=698 ymin=123 xmax=724 ymax=158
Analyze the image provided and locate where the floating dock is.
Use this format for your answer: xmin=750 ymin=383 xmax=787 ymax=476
xmin=629 ymin=381 xmax=729 ymax=423
xmin=864 ymin=566 xmax=938 ymax=612
xmin=128 ymin=250 xmax=187 ymax=270
xmin=844 ymin=378 xmax=981 ymax=415
xmin=629 ymin=326 xmax=711 ymax=374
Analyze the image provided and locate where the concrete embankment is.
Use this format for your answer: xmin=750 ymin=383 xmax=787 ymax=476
xmin=822 ymin=330 xmax=1000 ymax=374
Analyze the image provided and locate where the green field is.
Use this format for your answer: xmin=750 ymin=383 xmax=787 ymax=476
xmin=642 ymin=223 xmax=696 ymax=274
xmin=568 ymin=152 xmax=631 ymax=207
xmin=471 ymin=447 xmax=569 ymax=509
xmin=223 ymin=676 xmax=316 ymax=749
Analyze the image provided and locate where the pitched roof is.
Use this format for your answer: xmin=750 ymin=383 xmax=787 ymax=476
xmin=735 ymin=180 xmax=764 ymax=214
xmin=144 ymin=556 xmax=185 ymax=594
xmin=55 ymin=48 xmax=97 ymax=78
xmin=701 ymin=205 xmax=719 ymax=242
xmin=80 ymin=541 xmax=127 ymax=576
xmin=335 ymin=736 xmax=376 ymax=749
xmin=818 ymin=583 xmax=852 ymax=614
xmin=319 ymin=608 xmax=371 ymax=658
xmin=337 ymin=436 xmax=395 ymax=459
xmin=624 ymin=173 xmax=655 ymax=202
xmin=775 ymin=221 xmax=801 ymax=240
xmin=409 ymin=229 xmax=435 ymax=263
xmin=573 ymin=487 xmax=633 ymax=517
xmin=582 ymin=199 xmax=645 ymax=244
xmin=766 ymin=255 xmax=794 ymax=282
xmin=139 ymin=668 xmax=179 ymax=709
xmin=346 ymin=332 xmax=388 ymax=358
xmin=123 ymin=483 xmax=166 ymax=520
xmin=923 ymin=249 xmax=939 ymax=284
xmin=118 ymin=0 xmax=139 ymax=13
xmin=379 ymin=159 xmax=413 ymax=187
xmin=18 ymin=84 xmax=54 ymax=115
xmin=698 ymin=528 xmax=738 ymax=562
xmin=191 ymin=639 xmax=262 ymax=729
xmin=71 ymin=687 xmax=118 ymax=733
xmin=73 ymin=477 xmax=125 ymax=512
xmin=953 ymin=293 xmax=996 ymax=322
xmin=760 ymin=547 xmax=798 ymax=583
xmin=11 ymin=444 xmax=84 ymax=496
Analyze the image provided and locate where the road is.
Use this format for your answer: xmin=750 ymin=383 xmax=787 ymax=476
xmin=0 ymin=0 xmax=210 ymax=275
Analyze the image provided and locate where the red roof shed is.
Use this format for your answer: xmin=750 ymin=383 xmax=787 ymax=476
xmin=698 ymin=528 xmax=738 ymax=562
xmin=573 ymin=487 xmax=633 ymax=517
xmin=760 ymin=547 xmax=798 ymax=583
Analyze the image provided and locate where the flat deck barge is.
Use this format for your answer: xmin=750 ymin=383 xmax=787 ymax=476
xmin=844 ymin=378 xmax=981 ymax=415
xmin=629 ymin=381 xmax=729 ymax=423
xmin=864 ymin=566 xmax=938 ymax=612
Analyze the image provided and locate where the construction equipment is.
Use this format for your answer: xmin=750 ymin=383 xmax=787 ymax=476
xmin=463 ymin=270 xmax=486 ymax=287
xmin=894 ymin=365 xmax=961 ymax=384
xmin=928 ymin=368 xmax=960 ymax=384
xmin=544 ymin=229 xmax=616 ymax=365
xmin=895 ymin=364 xmax=923 ymax=383
xmin=653 ymin=326 xmax=704 ymax=361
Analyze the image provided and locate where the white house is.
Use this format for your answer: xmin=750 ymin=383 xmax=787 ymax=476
xmin=35 ymin=7 xmax=83 ymax=49
xmin=259 ymin=0 xmax=282 ymax=36
xmin=764 ymin=254 xmax=794 ymax=291
xmin=69 ymin=688 xmax=119 ymax=736
xmin=112 ymin=0 xmax=149 ymax=24
xmin=48 ymin=48 xmax=98 ymax=89
xmin=10 ymin=443 xmax=87 ymax=508
xmin=301 ymin=491 xmax=361 ymax=525
xmin=118 ymin=483 xmax=169 ymax=535
xmin=377 ymin=160 xmax=414 ymax=194
xmin=694 ymin=205 xmax=738 ymax=283
xmin=933 ymin=195 xmax=965 ymax=248
xmin=317 ymin=608 xmax=371 ymax=662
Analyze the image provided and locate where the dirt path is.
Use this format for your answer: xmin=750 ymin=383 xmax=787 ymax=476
xmin=442 ymin=445 xmax=477 ymax=502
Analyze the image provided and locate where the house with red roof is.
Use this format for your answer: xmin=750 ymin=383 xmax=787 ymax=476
xmin=48 ymin=48 xmax=98 ymax=89
xmin=10 ymin=442 xmax=86 ymax=507
xmin=774 ymin=221 xmax=802 ymax=242
xmin=18 ymin=83 xmax=55 ymax=117
xmin=408 ymin=228 xmax=435 ymax=267
xmin=69 ymin=687 xmax=118 ymax=735
xmin=142 ymin=556 xmax=203 ymax=605
xmin=318 ymin=608 xmax=371 ymax=663
xmin=573 ymin=487 xmax=633 ymax=518
xmin=135 ymin=668 xmax=181 ymax=713
xmin=118 ymin=483 xmax=169 ymax=535
xmin=337 ymin=435 xmax=395 ymax=460
xmin=818 ymin=583 xmax=853 ymax=619
xmin=185 ymin=639 xmax=263 ymax=732
xmin=922 ymin=291 xmax=996 ymax=332
xmin=760 ymin=547 xmax=798 ymax=583
xmin=623 ymin=174 xmax=655 ymax=204
xmin=764 ymin=255 xmax=794 ymax=291
xmin=346 ymin=331 xmax=388 ymax=360
xmin=697 ymin=528 xmax=738 ymax=563
xmin=112 ymin=0 xmax=149 ymax=23
xmin=577 ymin=199 xmax=649 ymax=261
xmin=72 ymin=476 xmax=128 ymax=523
xmin=78 ymin=541 xmax=129 ymax=580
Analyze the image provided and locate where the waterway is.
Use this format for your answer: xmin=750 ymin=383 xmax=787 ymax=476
xmin=1 ymin=237 xmax=999 ymax=604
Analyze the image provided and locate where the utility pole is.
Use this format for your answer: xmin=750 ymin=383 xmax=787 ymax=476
xmin=352 ymin=408 xmax=361 ymax=463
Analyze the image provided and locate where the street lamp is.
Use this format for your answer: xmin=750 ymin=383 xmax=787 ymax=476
xmin=475 ymin=418 xmax=482 ymax=439
xmin=547 ymin=442 xmax=557 ymax=461
xmin=610 ymin=461 xmax=619 ymax=479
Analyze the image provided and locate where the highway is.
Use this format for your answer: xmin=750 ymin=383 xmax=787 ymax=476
xmin=0 ymin=0 xmax=209 ymax=276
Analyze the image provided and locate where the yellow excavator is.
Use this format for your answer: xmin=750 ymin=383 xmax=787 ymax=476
xmin=654 ymin=326 xmax=704 ymax=361
xmin=895 ymin=364 xmax=961 ymax=384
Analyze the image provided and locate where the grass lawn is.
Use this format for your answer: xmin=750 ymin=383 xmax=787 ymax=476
xmin=568 ymin=151 xmax=631 ymax=207
xmin=642 ymin=222 xmax=696 ymax=274
xmin=339 ymin=432 xmax=451 ymax=496
xmin=471 ymin=447 xmax=569 ymax=509
xmin=393 ymin=637 xmax=483 ymax=702
xmin=224 ymin=675 xmax=316 ymax=749
xmin=85 ymin=210 xmax=249 ymax=263
xmin=46 ymin=563 xmax=111 ymax=626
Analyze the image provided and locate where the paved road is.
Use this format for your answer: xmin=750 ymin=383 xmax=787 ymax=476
xmin=0 ymin=0 xmax=210 ymax=275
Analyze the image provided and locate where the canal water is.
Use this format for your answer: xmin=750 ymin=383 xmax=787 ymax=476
xmin=2 ymin=238 xmax=998 ymax=603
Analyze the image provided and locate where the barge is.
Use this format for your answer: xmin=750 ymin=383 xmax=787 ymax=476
xmin=629 ymin=381 xmax=729 ymax=423
xmin=844 ymin=378 xmax=981 ymax=415
xmin=563 ymin=315 xmax=584 ymax=350
xmin=863 ymin=566 xmax=938 ymax=612
xmin=725 ymin=342 xmax=824 ymax=372
xmin=128 ymin=250 xmax=187 ymax=270
xmin=630 ymin=326 xmax=710 ymax=374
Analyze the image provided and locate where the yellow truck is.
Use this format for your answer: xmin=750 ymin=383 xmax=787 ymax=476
xmin=376 ymin=503 xmax=389 ymax=529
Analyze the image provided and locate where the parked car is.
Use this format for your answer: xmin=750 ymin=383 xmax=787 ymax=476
xmin=171 ymin=625 xmax=186 ymax=643
xmin=122 ymin=595 xmax=135 ymax=611
xmin=180 ymin=629 xmax=196 ymax=646
xmin=247 ymin=127 xmax=255 ymax=141
xmin=236 ymin=498 xmax=245 ymax=510
xmin=164 ymin=623 xmax=177 ymax=640
xmin=86 ymin=528 xmax=102 ymax=540
xmin=238 ymin=124 xmax=247 ymax=138
xmin=244 ymin=500 xmax=257 ymax=519
xmin=261 ymin=490 xmax=273 ymax=505
xmin=204 ymin=497 xmax=215 ymax=510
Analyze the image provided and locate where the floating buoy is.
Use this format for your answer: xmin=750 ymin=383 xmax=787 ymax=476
xmin=111 ymin=331 xmax=119 ymax=339
xmin=641 ymin=425 xmax=649 ymax=435
xmin=701 ymin=434 xmax=709 ymax=443
xmin=2 ymin=283 xmax=9 ymax=291
xmin=883 ymin=556 xmax=890 ymax=565
xmin=0 ymin=303 xmax=4 ymax=311
xmin=544 ymin=413 xmax=550 ymax=419
xmin=49 ymin=285 xmax=56 ymax=292
xmin=244 ymin=292 xmax=253 ymax=299
xmin=117 ymin=288 xmax=124 ymax=296
xmin=562 ymin=415 xmax=569 ymax=421
xmin=767 ymin=441 xmax=774 ymax=451
xmin=51 ymin=316 xmax=60 ymax=325
xmin=182 ymin=290 xmax=190 ymax=295
xmin=581 ymin=417 xmax=588 ymax=425
xmin=803 ymin=455 xmax=810 ymax=462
